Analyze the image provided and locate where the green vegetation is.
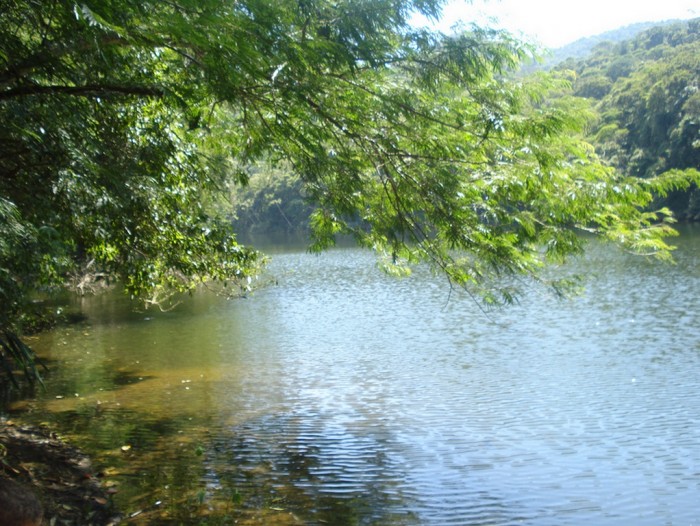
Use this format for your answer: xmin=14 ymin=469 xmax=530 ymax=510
xmin=230 ymin=162 xmax=314 ymax=238
xmin=558 ymin=18 xmax=700 ymax=219
xmin=2 ymin=1 xmax=698 ymax=386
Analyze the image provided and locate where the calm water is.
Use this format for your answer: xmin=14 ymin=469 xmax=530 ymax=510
xmin=12 ymin=227 xmax=700 ymax=525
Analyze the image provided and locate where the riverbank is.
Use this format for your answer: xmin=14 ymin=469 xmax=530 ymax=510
xmin=1 ymin=420 xmax=121 ymax=525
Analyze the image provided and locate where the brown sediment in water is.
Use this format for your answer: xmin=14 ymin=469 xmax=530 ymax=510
xmin=1 ymin=420 xmax=122 ymax=525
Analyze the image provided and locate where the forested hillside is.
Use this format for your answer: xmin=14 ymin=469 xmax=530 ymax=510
xmin=544 ymin=21 xmax=666 ymax=68
xmin=559 ymin=18 xmax=700 ymax=219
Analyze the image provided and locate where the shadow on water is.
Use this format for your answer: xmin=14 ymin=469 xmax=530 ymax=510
xmin=196 ymin=412 xmax=425 ymax=526
xmin=50 ymin=409 xmax=429 ymax=525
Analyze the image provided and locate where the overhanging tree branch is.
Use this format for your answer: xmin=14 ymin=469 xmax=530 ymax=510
xmin=0 ymin=36 xmax=129 ymax=88
xmin=0 ymin=84 xmax=165 ymax=100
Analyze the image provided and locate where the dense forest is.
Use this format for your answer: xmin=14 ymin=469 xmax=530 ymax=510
xmin=232 ymin=18 xmax=700 ymax=235
xmin=560 ymin=18 xmax=700 ymax=220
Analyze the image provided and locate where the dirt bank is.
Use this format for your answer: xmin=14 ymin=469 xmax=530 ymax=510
xmin=1 ymin=420 xmax=122 ymax=525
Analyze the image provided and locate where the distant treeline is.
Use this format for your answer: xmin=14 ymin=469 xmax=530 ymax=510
xmin=231 ymin=18 xmax=700 ymax=236
xmin=230 ymin=162 xmax=315 ymax=237
xmin=542 ymin=20 xmax=670 ymax=69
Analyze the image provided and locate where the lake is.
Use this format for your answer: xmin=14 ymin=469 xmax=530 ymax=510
xmin=14 ymin=226 xmax=700 ymax=525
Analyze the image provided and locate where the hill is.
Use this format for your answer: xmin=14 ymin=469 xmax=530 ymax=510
xmin=534 ymin=19 xmax=688 ymax=70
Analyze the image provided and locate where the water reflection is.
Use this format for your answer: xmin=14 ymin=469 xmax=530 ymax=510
xmin=11 ymin=227 xmax=700 ymax=525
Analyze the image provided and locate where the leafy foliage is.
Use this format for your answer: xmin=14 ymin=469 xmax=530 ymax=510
xmin=1 ymin=1 xmax=696 ymax=388
xmin=0 ymin=1 xmax=262 ymax=318
xmin=0 ymin=330 xmax=46 ymax=390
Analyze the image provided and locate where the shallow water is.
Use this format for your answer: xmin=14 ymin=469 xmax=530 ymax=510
xmin=15 ymin=227 xmax=700 ymax=525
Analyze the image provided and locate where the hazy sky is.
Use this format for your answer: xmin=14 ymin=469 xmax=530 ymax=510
xmin=414 ymin=0 xmax=699 ymax=48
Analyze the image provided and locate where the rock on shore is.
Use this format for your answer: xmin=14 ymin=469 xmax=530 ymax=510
xmin=1 ymin=420 xmax=121 ymax=525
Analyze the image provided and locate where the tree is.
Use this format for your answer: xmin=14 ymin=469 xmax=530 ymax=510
xmin=1 ymin=1 xmax=697 ymax=386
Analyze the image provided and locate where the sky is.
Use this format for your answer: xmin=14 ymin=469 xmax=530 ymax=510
xmin=413 ymin=0 xmax=699 ymax=48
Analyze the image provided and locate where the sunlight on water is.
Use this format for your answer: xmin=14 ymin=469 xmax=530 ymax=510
xmin=15 ymin=227 xmax=700 ymax=525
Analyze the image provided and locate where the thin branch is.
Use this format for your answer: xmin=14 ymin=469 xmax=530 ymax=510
xmin=329 ymin=74 xmax=466 ymax=131
xmin=0 ymin=84 xmax=164 ymax=100
xmin=0 ymin=36 xmax=127 ymax=87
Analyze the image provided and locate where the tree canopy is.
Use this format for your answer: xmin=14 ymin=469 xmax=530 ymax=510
xmin=2 ymin=1 xmax=698 ymax=383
